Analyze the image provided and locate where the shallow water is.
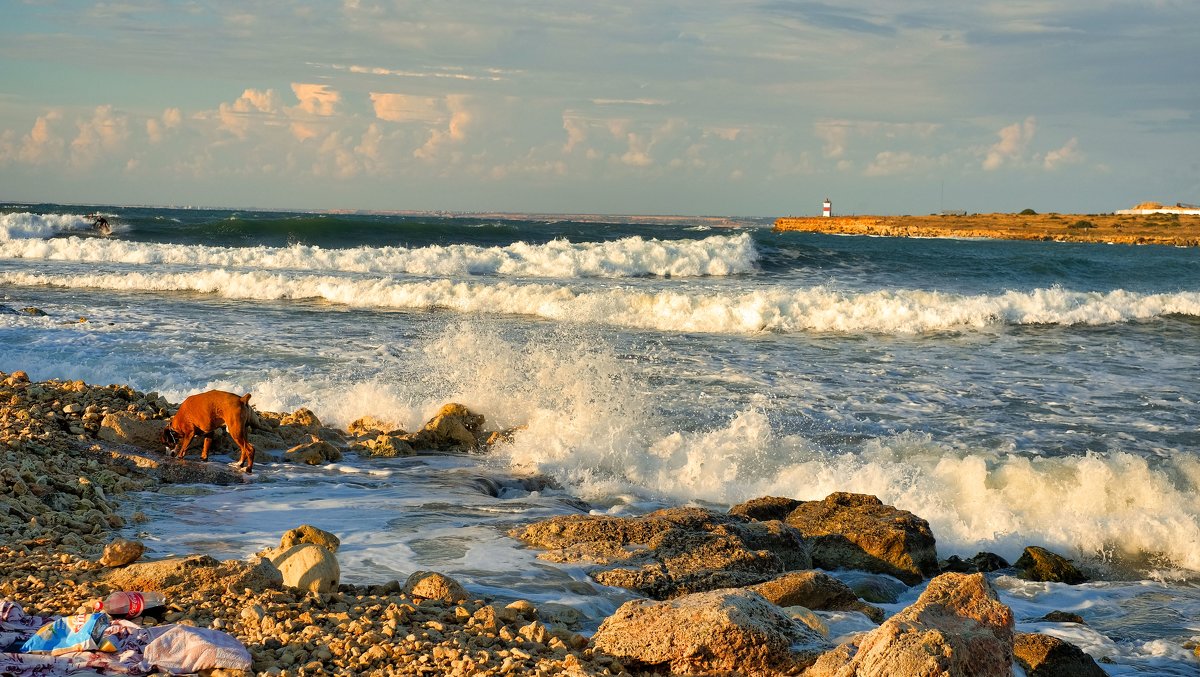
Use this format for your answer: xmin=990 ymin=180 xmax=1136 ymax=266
xmin=2 ymin=204 xmax=1199 ymax=673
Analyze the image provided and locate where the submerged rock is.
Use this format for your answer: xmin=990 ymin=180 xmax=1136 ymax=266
xmin=592 ymin=588 xmax=830 ymax=676
xmin=806 ymin=572 xmax=1014 ymax=677
xmin=782 ymin=492 xmax=938 ymax=585
xmin=510 ymin=506 xmax=812 ymax=599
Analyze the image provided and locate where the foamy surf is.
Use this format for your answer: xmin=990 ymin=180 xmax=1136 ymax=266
xmin=3 ymin=268 xmax=1198 ymax=334
xmin=0 ymin=229 xmax=758 ymax=278
xmin=0 ymin=212 xmax=97 ymax=239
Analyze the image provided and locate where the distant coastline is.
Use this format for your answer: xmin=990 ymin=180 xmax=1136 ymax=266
xmin=773 ymin=212 xmax=1200 ymax=247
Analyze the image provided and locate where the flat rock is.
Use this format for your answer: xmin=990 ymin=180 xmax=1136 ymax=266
xmin=102 ymin=554 xmax=282 ymax=594
xmin=749 ymin=570 xmax=883 ymax=623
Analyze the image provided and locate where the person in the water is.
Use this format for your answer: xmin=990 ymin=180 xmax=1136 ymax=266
xmin=91 ymin=215 xmax=111 ymax=235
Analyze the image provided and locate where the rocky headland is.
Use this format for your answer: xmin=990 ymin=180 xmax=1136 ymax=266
xmin=0 ymin=370 xmax=1129 ymax=675
xmin=773 ymin=212 xmax=1200 ymax=247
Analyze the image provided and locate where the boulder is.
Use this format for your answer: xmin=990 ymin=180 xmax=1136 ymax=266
xmin=510 ymin=507 xmax=812 ymax=599
xmin=940 ymin=551 xmax=1011 ymax=574
xmin=729 ymin=496 xmax=803 ymax=523
xmin=282 ymin=438 xmax=343 ymax=465
xmin=280 ymin=525 xmax=341 ymax=553
xmin=1014 ymin=546 xmax=1087 ymax=584
xmin=98 ymin=413 xmax=164 ymax=450
xmin=1038 ymin=610 xmax=1085 ymax=624
xmin=805 ymin=572 xmax=1014 ymax=677
xmin=353 ymin=434 xmax=415 ymax=458
xmin=833 ymin=570 xmax=910 ymax=604
xmin=591 ymin=588 xmax=829 ymax=676
xmin=407 ymin=403 xmax=485 ymax=451
xmin=102 ymin=555 xmax=282 ymax=594
xmin=403 ymin=571 xmax=469 ymax=604
xmin=748 ymin=570 xmax=884 ymax=623
xmin=100 ymin=538 xmax=145 ymax=567
xmin=1013 ymin=632 xmax=1106 ymax=676
xmin=270 ymin=544 xmax=340 ymax=593
xmin=783 ymin=492 xmax=938 ymax=585
xmin=347 ymin=416 xmax=395 ymax=438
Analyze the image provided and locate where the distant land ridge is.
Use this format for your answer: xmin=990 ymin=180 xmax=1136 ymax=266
xmin=773 ymin=211 xmax=1200 ymax=247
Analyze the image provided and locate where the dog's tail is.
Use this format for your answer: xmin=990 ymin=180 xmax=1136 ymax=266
xmin=240 ymin=393 xmax=252 ymax=405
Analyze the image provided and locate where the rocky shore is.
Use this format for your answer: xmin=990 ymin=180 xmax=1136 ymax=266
xmin=773 ymin=212 xmax=1200 ymax=247
xmin=0 ymin=370 xmax=1134 ymax=675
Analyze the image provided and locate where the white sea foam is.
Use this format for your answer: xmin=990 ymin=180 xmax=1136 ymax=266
xmin=0 ymin=212 xmax=93 ymax=239
xmin=0 ymin=231 xmax=758 ymax=278
xmin=3 ymin=269 xmax=1198 ymax=334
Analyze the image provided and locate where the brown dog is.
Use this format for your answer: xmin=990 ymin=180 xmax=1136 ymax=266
xmin=160 ymin=390 xmax=257 ymax=473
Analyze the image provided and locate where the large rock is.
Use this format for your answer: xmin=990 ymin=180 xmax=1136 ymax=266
xmin=592 ymin=588 xmax=829 ymax=676
xmin=353 ymin=434 xmax=415 ymax=458
xmin=100 ymin=538 xmax=145 ymax=567
xmin=407 ymin=403 xmax=485 ymax=451
xmin=102 ymin=555 xmax=282 ymax=594
xmin=98 ymin=413 xmax=164 ymax=450
xmin=730 ymin=496 xmax=803 ymax=523
xmin=1014 ymin=546 xmax=1088 ymax=584
xmin=783 ymin=492 xmax=938 ymax=585
xmin=280 ymin=524 xmax=340 ymax=553
xmin=805 ymin=572 xmax=1014 ymax=677
xmin=1014 ymin=632 xmax=1106 ymax=676
xmin=403 ymin=571 xmax=469 ymax=604
xmin=270 ymin=543 xmax=340 ymax=593
xmin=749 ymin=570 xmax=883 ymax=623
xmin=510 ymin=507 xmax=812 ymax=599
xmin=282 ymin=438 xmax=343 ymax=465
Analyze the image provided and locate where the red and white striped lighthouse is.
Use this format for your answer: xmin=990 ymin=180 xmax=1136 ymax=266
xmin=822 ymin=198 xmax=832 ymax=217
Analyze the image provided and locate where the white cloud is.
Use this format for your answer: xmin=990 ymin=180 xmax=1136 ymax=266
xmin=218 ymin=89 xmax=282 ymax=138
xmin=983 ymin=116 xmax=1036 ymax=170
xmin=414 ymin=95 xmax=473 ymax=160
xmin=370 ymin=93 xmax=442 ymax=123
xmin=70 ymin=105 xmax=129 ymax=169
xmin=18 ymin=111 xmax=65 ymax=164
xmin=291 ymin=83 xmax=340 ymax=116
xmin=147 ymin=107 xmax=182 ymax=144
xmin=1043 ymin=136 xmax=1081 ymax=170
xmin=562 ymin=114 xmax=587 ymax=153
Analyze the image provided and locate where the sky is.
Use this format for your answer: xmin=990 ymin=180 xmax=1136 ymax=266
xmin=0 ymin=1 xmax=1197 ymax=216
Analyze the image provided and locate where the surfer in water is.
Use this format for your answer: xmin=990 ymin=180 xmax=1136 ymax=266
xmin=90 ymin=215 xmax=112 ymax=236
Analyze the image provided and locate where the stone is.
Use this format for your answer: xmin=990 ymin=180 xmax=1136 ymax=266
xmin=347 ymin=416 xmax=394 ymax=438
xmin=102 ymin=554 xmax=282 ymax=594
xmin=407 ymin=403 xmax=485 ymax=451
xmin=270 ymin=544 xmax=340 ymax=593
xmin=98 ymin=412 xmax=165 ymax=450
xmin=591 ymin=588 xmax=829 ymax=676
xmin=1039 ymin=610 xmax=1085 ymax=624
xmin=100 ymin=537 xmax=145 ymax=567
xmin=1014 ymin=632 xmax=1107 ymax=676
xmin=805 ymin=572 xmax=1014 ymax=677
xmin=354 ymin=434 xmax=415 ymax=458
xmin=280 ymin=524 xmax=341 ymax=553
xmin=511 ymin=506 xmax=811 ymax=599
xmin=1014 ymin=546 xmax=1088 ymax=584
xmin=783 ymin=492 xmax=938 ymax=585
xmin=729 ymin=496 xmax=803 ymax=523
xmin=403 ymin=571 xmax=469 ymax=603
xmin=283 ymin=438 xmax=343 ymax=465
xmin=748 ymin=570 xmax=884 ymax=623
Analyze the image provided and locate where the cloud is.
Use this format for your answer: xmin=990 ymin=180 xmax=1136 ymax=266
xmin=414 ymin=94 xmax=472 ymax=160
xmin=291 ymin=83 xmax=340 ymax=116
xmin=562 ymin=114 xmax=587 ymax=153
xmin=370 ymin=93 xmax=443 ymax=123
xmin=147 ymin=107 xmax=182 ymax=144
xmin=1043 ymin=137 xmax=1081 ymax=170
xmin=864 ymin=150 xmax=940 ymax=177
xmin=815 ymin=119 xmax=940 ymax=159
xmin=983 ymin=116 xmax=1036 ymax=170
xmin=70 ymin=105 xmax=129 ymax=169
xmin=218 ymin=88 xmax=282 ymax=138
xmin=18 ymin=111 xmax=65 ymax=164
xmin=592 ymin=98 xmax=669 ymax=106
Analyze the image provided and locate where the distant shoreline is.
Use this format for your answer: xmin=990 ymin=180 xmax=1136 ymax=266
xmin=774 ymin=213 xmax=1200 ymax=247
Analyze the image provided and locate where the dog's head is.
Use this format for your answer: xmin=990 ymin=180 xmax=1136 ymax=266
xmin=160 ymin=422 xmax=180 ymax=452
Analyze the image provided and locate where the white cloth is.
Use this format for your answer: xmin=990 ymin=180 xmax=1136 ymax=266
xmin=142 ymin=625 xmax=252 ymax=673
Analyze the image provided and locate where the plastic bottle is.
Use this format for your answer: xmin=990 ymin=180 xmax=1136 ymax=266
xmin=93 ymin=591 xmax=166 ymax=618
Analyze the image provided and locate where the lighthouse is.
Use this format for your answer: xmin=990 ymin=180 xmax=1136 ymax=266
xmin=822 ymin=198 xmax=832 ymax=218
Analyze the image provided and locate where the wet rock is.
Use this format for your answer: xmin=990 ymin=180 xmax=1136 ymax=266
xmin=805 ymin=572 xmax=1014 ymax=677
xmin=1014 ymin=632 xmax=1107 ymax=676
xmin=270 ymin=543 xmax=340 ymax=593
xmin=592 ymin=588 xmax=829 ymax=676
xmin=280 ymin=524 xmax=341 ymax=553
xmin=406 ymin=403 xmax=486 ymax=451
xmin=100 ymin=537 xmax=145 ymax=567
xmin=783 ymin=492 xmax=938 ymax=585
xmin=282 ymin=437 xmax=343 ymax=465
xmin=1014 ymin=546 xmax=1088 ymax=584
xmin=748 ymin=570 xmax=883 ymax=623
xmin=1039 ymin=610 xmax=1085 ymax=624
xmin=511 ymin=506 xmax=811 ymax=599
xmin=353 ymin=434 xmax=415 ymax=458
xmin=836 ymin=570 xmax=910 ymax=604
xmin=729 ymin=496 xmax=803 ymax=523
xmin=404 ymin=570 xmax=469 ymax=603
xmin=347 ymin=415 xmax=394 ymax=438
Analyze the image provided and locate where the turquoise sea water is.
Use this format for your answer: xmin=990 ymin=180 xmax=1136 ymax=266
xmin=2 ymin=204 xmax=1199 ymax=674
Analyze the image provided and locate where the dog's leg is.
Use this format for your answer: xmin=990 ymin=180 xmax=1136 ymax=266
xmin=201 ymin=433 xmax=212 ymax=462
xmin=176 ymin=431 xmax=196 ymax=459
xmin=227 ymin=416 xmax=255 ymax=473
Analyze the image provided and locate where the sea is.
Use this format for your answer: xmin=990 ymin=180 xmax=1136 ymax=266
xmin=1 ymin=204 xmax=1198 ymax=674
